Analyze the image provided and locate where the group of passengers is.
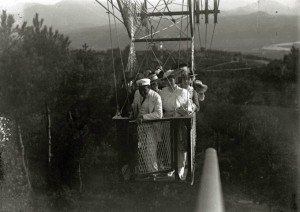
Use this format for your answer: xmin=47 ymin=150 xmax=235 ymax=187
xmin=129 ymin=64 xmax=207 ymax=180
xmin=132 ymin=64 xmax=207 ymax=121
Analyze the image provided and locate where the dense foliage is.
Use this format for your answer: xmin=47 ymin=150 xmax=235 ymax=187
xmin=0 ymin=11 xmax=117 ymax=199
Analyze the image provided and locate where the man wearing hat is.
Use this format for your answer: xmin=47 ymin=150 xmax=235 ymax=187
xmin=147 ymin=72 xmax=161 ymax=94
xmin=132 ymin=78 xmax=162 ymax=120
xmin=132 ymin=78 xmax=162 ymax=173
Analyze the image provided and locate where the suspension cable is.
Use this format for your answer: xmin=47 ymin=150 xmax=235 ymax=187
xmin=110 ymin=0 xmax=127 ymax=90
xmin=200 ymin=0 xmax=203 ymax=19
xmin=149 ymin=46 xmax=188 ymax=110
xmin=205 ymin=23 xmax=208 ymax=49
xmin=177 ymin=0 xmax=185 ymax=68
xmin=107 ymin=0 xmax=121 ymax=13
xmin=140 ymin=16 xmax=188 ymax=40
xmin=163 ymin=0 xmax=175 ymax=23
xmin=209 ymin=23 xmax=216 ymax=49
xmin=110 ymin=0 xmax=131 ymax=116
xmin=197 ymin=22 xmax=202 ymax=49
xmin=154 ymin=0 xmax=171 ymax=36
xmin=107 ymin=0 xmax=119 ymax=113
xmin=147 ymin=0 xmax=190 ymax=113
xmin=210 ymin=0 xmax=220 ymax=49
xmin=146 ymin=0 xmax=188 ymax=36
xmin=95 ymin=0 xmax=124 ymax=25
xmin=163 ymin=41 xmax=182 ymax=67
xmin=186 ymin=13 xmax=189 ymax=66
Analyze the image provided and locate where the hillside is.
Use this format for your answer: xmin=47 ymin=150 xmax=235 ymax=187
xmin=63 ymin=12 xmax=299 ymax=57
xmin=210 ymin=12 xmax=299 ymax=52
xmin=2 ymin=0 xmax=297 ymax=57
xmin=66 ymin=24 xmax=130 ymax=50
xmin=23 ymin=0 xmax=109 ymax=31
xmin=223 ymin=0 xmax=298 ymax=16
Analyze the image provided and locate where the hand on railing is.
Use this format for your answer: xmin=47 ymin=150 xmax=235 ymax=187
xmin=136 ymin=116 xmax=143 ymax=124
xmin=128 ymin=111 xmax=133 ymax=119
xmin=176 ymin=105 xmax=191 ymax=116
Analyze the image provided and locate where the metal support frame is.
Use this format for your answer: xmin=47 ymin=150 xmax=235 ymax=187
xmin=214 ymin=0 xmax=218 ymax=23
xmin=184 ymin=118 xmax=192 ymax=183
xmin=146 ymin=10 xmax=220 ymax=17
xmin=133 ymin=37 xmax=192 ymax=42
xmin=205 ymin=0 xmax=209 ymax=24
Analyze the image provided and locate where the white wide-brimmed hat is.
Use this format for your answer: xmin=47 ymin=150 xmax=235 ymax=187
xmin=162 ymin=70 xmax=175 ymax=79
xmin=148 ymin=73 xmax=159 ymax=83
xmin=194 ymin=80 xmax=208 ymax=93
xmin=136 ymin=78 xmax=151 ymax=86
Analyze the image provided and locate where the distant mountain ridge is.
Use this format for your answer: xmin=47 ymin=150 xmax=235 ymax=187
xmin=23 ymin=0 xmax=109 ymax=31
xmin=19 ymin=0 xmax=299 ymax=31
xmin=222 ymin=0 xmax=299 ymax=16
xmin=2 ymin=0 xmax=298 ymax=56
xmin=64 ymin=12 xmax=299 ymax=55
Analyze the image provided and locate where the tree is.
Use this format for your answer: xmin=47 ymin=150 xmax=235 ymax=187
xmin=283 ymin=46 xmax=299 ymax=82
xmin=0 ymin=11 xmax=74 ymax=190
xmin=228 ymin=79 xmax=254 ymax=105
xmin=0 ymin=10 xmax=15 ymax=51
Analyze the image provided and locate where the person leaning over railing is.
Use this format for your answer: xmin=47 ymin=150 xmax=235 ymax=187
xmin=179 ymin=71 xmax=200 ymax=113
xmin=159 ymin=70 xmax=194 ymax=179
xmin=193 ymin=80 xmax=208 ymax=106
xmin=132 ymin=78 xmax=163 ymax=173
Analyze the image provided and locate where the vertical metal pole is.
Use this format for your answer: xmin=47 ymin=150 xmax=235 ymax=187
xmin=296 ymin=61 xmax=300 ymax=211
xmin=170 ymin=119 xmax=175 ymax=177
xmin=205 ymin=0 xmax=208 ymax=24
xmin=195 ymin=0 xmax=200 ymax=24
xmin=191 ymin=35 xmax=195 ymax=75
xmin=188 ymin=0 xmax=195 ymax=73
xmin=174 ymin=120 xmax=179 ymax=180
xmin=186 ymin=118 xmax=192 ymax=184
xmin=214 ymin=0 xmax=218 ymax=23
xmin=188 ymin=0 xmax=194 ymax=36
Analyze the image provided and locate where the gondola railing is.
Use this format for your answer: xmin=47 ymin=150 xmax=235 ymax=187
xmin=114 ymin=114 xmax=196 ymax=184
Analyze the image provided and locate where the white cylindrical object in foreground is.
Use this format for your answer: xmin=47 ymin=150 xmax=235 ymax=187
xmin=196 ymin=148 xmax=224 ymax=212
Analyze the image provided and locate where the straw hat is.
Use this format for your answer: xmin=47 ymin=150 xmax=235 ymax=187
xmin=162 ymin=70 xmax=175 ymax=79
xmin=147 ymin=73 xmax=159 ymax=83
xmin=136 ymin=78 xmax=151 ymax=86
xmin=194 ymin=80 xmax=208 ymax=93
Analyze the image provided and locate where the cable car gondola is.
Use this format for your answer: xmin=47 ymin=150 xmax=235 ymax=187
xmin=96 ymin=0 xmax=219 ymax=185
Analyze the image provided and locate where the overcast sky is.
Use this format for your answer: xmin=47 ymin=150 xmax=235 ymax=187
xmin=0 ymin=0 xmax=298 ymax=11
